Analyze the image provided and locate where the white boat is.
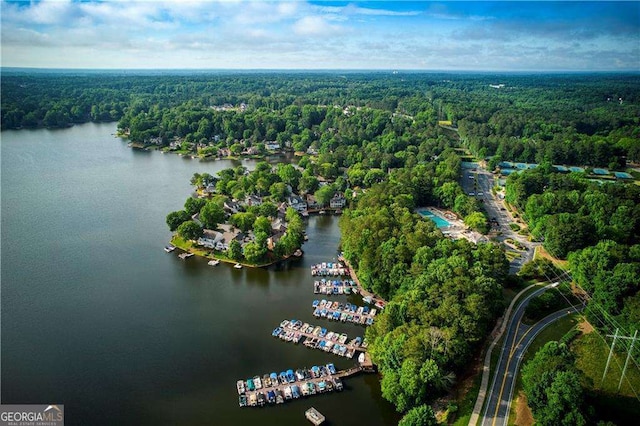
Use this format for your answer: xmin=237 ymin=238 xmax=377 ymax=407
xmin=164 ymin=245 xmax=176 ymax=253
xmin=234 ymin=263 xmax=242 ymax=269
xmin=208 ymin=260 xmax=220 ymax=266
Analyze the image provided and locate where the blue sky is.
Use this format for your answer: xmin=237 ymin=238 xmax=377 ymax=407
xmin=1 ymin=1 xmax=639 ymax=71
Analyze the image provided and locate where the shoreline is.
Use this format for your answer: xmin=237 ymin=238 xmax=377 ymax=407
xmin=170 ymin=235 xmax=301 ymax=268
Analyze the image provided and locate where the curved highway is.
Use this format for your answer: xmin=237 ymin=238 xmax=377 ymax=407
xmin=479 ymin=283 xmax=582 ymax=426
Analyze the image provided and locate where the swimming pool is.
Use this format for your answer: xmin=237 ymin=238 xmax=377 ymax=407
xmin=417 ymin=209 xmax=451 ymax=228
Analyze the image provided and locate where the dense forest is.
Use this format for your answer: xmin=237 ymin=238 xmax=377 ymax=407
xmin=3 ymin=71 xmax=639 ymax=168
xmin=340 ymin=155 xmax=509 ymax=421
xmin=3 ymin=70 xmax=639 ymax=423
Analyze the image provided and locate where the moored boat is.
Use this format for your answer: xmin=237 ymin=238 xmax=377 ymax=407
xmin=237 ymin=380 xmax=245 ymax=394
xmin=233 ymin=263 xmax=242 ymax=269
xmin=253 ymin=376 xmax=262 ymax=390
xmin=208 ymin=259 xmax=220 ymax=266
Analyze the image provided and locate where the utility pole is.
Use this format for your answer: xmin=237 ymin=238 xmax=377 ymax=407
xmin=618 ymin=330 xmax=638 ymax=392
xmin=602 ymin=329 xmax=639 ymax=390
xmin=602 ymin=329 xmax=619 ymax=385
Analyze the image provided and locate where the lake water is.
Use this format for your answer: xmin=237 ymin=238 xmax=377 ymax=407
xmin=1 ymin=123 xmax=400 ymax=425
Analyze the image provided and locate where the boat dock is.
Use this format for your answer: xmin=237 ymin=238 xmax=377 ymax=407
xmin=312 ymin=300 xmax=377 ymax=326
xmin=313 ymin=279 xmax=358 ymax=295
xmin=305 ymin=407 xmax=325 ymax=425
xmin=311 ymin=261 xmax=349 ymax=277
xmin=237 ymin=364 xmax=345 ymax=408
xmin=272 ymin=319 xmax=367 ymax=359
xmin=237 ymin=362 xmax=374 ymax=408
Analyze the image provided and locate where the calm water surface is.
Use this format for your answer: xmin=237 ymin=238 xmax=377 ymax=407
xmin=1 ymin=123 xmax=400 ymax=425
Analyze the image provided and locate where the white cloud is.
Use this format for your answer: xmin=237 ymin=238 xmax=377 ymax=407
xmin=292 ymin=16 xmax=342 ymax=36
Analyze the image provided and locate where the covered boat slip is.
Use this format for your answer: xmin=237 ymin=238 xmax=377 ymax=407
xmin=312 ymin=300 xmax=377 ymax=326
xmin=310 ymin=261 xmax=349 ymax=277
xmin=273 ymin=319 xmax=367 ymax=359
xmin=237 ymin=364 xmax=346 ymax=408
xmin=313 ymin=278 xmax=358 ymax=295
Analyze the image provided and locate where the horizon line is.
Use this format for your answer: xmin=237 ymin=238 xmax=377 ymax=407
xmin=3 ymin=66 xmax=639 ymax=74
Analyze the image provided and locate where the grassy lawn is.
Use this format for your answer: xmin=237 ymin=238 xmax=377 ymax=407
xmin=573 ymin=332 xmax=640 ymax=397
xmin=508 ymin=313 xmax=581 ymax=425
xmin=451 ymin=371 xmax=483 ymax=426
xmin=572 ymin=331 xmax=640 ymax=424
xmin=533 ymin=245 xmax=569 ymax=271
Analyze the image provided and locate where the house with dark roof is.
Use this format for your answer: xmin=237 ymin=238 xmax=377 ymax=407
xmin=287 ymin=195 xmax=307 ymax=213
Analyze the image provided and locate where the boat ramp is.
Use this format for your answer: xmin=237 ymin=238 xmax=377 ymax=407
xmin=272 ymin=319 xmax=367 ymax=359
xmin=312 ymin=300 xmax=377 ymax=326
xmin=313 ymin=278 xmax=358 ymax=295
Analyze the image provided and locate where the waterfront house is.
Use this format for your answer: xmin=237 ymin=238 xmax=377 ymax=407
xmin=265 ymin=142 xmax=280 ymax=151
xmin=197 ymin=229 xmax=223 ymax=249
xmin=287 ymin=195 xmax=307 ymax=213
xmin=330 ymin=192 xmax=346 ymax=209
xmin=306 ymin=194 xmax=320 ymax=210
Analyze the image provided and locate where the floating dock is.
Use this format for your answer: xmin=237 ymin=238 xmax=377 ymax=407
xmin=313 ymin=279 xmax=358 ymax=295
xmin=311 ymin=262 xmax=349 ymax=277
xmin=312 ymin=300 xmax=376 ymax=326
xmin=237 ymin=364 xmax=347 ymax=408
xmin=305 ymin=407 xmax=325 ymax=425
xmin=272 ymin=319 xmax=367 ymax=358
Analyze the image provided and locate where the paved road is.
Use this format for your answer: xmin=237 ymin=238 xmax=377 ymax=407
xmin=461 ymin=167 xmax=537 ymax=273
xmin=479 ymin=284 xmax=582 ymax=426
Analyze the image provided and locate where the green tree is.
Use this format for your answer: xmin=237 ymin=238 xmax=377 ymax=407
xmin=298 ymin=173 xmax=319 ymax=194
xmin=230 ymin=212 xmax=256 ymax=232
xmin=464 ymin=212 xmax=489 ymax=234
xmin=166 ymin=210 xmax=190 ymax=231
xmin=398 ymin=405 xmax=437 ymax=426
xmin=177 ymin=220 xmax=203 ymax=241
xmin=253 ymin=216 xmax=272 ymax=236
xmin=227 ymin=239 xmax=242 ymax=261
xmin=277 ymin=164 xmax=301 ymax=190
xmin=269 ymin=182 xmax=289 ymax=201
xmin=258 ymin=202 xmax=278 ymax=218
xmin=314 ymin=185 xmax=336 ymax=207
xmin=200 ymin=201 xmax=225 ymax=229
xmin=184 ymin=197 xmax=206 ymax=216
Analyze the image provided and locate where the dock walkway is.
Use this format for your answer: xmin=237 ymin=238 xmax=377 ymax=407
xmin=312 ymin=300 xmax=377 ymax=326
xmin=238 ymin=363 xmax=372 ymax=408
xmin=274 ymin=319 xmax=367 ymax=358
